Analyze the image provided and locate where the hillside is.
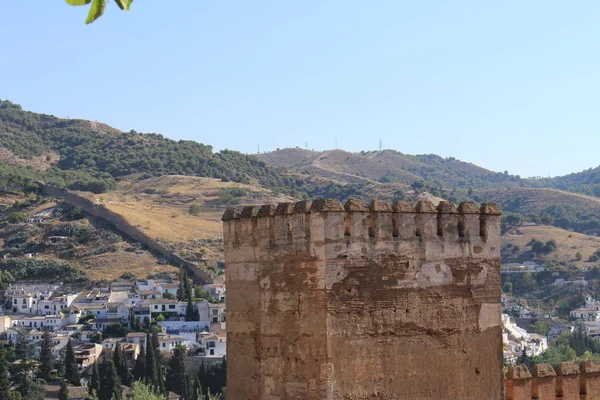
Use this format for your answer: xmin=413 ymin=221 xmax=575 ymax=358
xmin=502 ymin=225 xmax=600 ymax=267
xmin=479 ymin=187 xmax=600 ymax=234
xmin=93 ymin=175 xmax=294 ymax=260
xmin=2 ymin=100 xmax=600 ymax=279
xmin=528 ymin=166 xmax=600 ymax=197
xmin=257 ymin=148 xmax=523 ymax=189
xmin=0 ymin=99 xmax=313 ymax=197
xmin=0 ymin=194 xmax=177 ymax=282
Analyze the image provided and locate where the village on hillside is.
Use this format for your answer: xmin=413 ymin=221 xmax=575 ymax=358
xmin=0 ymin=277 xmax=226 ymax=399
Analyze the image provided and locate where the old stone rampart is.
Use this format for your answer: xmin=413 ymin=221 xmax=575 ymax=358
xmin=505 ymin=362 xmax=600 ymax=400
xmin=223 ymin=198 xmax=503 ymax=399
xmin=40 ymin=184 xmax=213 ymax=283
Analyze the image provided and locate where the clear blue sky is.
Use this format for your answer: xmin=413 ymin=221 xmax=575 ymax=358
xmin=1 ymin=1 xmax=599 ymax=178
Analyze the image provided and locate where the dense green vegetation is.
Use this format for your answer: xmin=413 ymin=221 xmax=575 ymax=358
xmin=520 ymin=329 xmax=600 ymax=368
xmin=529 ymin=167 xmax=600 ymax=198
xmin=0 ymin=99 xmax=319 ymax=197
xmin=500 ymin=196 xmax=600 ymax=234
xmin=0 ymin=259 xmax=83 ymax=282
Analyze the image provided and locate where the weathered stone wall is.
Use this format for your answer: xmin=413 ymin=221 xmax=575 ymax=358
xmin=40 ymin=184 xmax=213 ymax=283
xmin=223 ymin=198 xmax=504 ymax=400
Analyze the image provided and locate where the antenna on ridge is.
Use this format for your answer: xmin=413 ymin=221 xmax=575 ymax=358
xmin=257 ymin=144 xmax=260 ymax=154
xmin=305 ymin=141 xmax=308 ymax=150
xmin=379 ymin=139 xmax=382 ymax=152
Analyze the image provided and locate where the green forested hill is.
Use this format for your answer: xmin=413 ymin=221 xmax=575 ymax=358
xmin=0 ymin=99 xmax=311 ymax=196
xmin=527 ymin=167 xmax=600 ymax=197
xmin=3 ymin=98 xmax=600 ymax=215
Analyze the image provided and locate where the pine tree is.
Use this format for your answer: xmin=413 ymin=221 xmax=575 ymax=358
xmin=39 ymin=330 xmax=53 ymax=381
xmin=0 ymin=346 xmax=10 ymax=400
xmin=133 ymin=345 xmax=145 ymax=382
xmin=59 ymin=380 xmax=69 ymax=400
xmin=113 ymin=343 xmax=132 ymax=386
xmin=166 ymin=346 xmax=187 ymax=396
xmin=89 ymin=362 xmax=100 ymax=396
xmin=65 ymin=339 xmax=81 ymax=386
xmin=98 ymin=360 xmax=122 ymax=400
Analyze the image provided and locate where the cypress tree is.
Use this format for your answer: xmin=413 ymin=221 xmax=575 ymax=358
xmin=89 ymin=362 xmax=100 ymax=396
xmin=183 ymin=269 xmax=191 ymax=299
xmin=39 ymin=330 xmax=53 ymax=381
xmin=151 ymin=331 xmax=165 ymax=395
xmin=144 ymin=332 xmax=158 ymax=390
xmin=185 ymin=296 xmax=197 ymax=321
xmin=133 ymin=345 xmax=145 ymax=382
xmin=166 ymin=346 xmax=187 ymax=396
xmin=113 ymin=343 xmax=132 ymax=386
xmin=59 ymin=380 xmax=69 ymax=400
xmin=0 ymin=347 xmax=10 ymax=400
xmin=65 ymin=339 xmax=81 ymax=386
xmin=98 ymin=360 xmax=122 ymax=400
xmin=177 ymin=268 xmax=186 ymax=301
xmin=13 ymin=334 xmax=36 ymax=395
xmin=183 ymin=376 xmax=190 ymax=400
xmin=198 ymin=362 xmax=207 ymax=398
xmin=193 ymin=375 xmax=202 ymax=400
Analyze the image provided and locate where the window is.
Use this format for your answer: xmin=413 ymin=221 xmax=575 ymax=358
xmin=169 ymin=305 xmax=175 ymax=309
xmin=22 ymin=299 xmax=26 ymax=304
xmin=162 ymin=343 xmax=165 ymax=348
xmin=208 ymin=341 xmax=215 ymax=348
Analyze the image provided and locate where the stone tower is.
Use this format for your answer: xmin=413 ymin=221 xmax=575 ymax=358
xmin=222 ymin=198 xmax=503 ymax=400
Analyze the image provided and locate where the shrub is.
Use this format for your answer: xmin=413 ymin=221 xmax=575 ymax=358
xmin=8 ymin=212 xmax=26 ymax=224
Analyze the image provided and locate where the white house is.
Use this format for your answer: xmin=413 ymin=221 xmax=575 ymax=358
xmin=197 ymin=333 xmax=226 ymax=358
xmin=203 ymin=284 xmax=226 ymax=301
xmin=157 ymin=334 xmax=184 ymax=352
xmin=570 ymin=307 xmax=600 ymax=321
xmin=158 ymin=283 xmax=179 ymax=297
xmin=44 ymin=314 xmax=69 ymax=331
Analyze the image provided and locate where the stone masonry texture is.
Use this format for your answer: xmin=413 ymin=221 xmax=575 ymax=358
xmin=222 ymin=199 xmax=504 ymax=399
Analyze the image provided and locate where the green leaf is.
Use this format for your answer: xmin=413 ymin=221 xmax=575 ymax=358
xmin=65 ymin=0 xmax=91 ymax=5
xmin=85 ymin=0 xmax=107 ymax=24
xmin=114 ymin=0 xmax=133 ymax=10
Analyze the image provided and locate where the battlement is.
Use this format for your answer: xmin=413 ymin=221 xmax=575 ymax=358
xmin=223 ymin=198 xmax=503 ymax=399
xmin=223 ymin=199 xmax=500 ymax=259
xmin=505 ymin=362 xmax=600 ymax=400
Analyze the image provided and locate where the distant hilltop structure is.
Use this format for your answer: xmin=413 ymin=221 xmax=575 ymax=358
xmin=222 ymin=198 xmax=504 ymax=399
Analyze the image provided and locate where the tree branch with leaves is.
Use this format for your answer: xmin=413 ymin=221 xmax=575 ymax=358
xmin=66 ymin=0 xmax=133 ymax=24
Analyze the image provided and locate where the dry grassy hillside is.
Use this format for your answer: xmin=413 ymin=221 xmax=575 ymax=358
xmin=0 ymin=148 xmax=59 ymax=171
xmin=93 ymin=175 xmax=293 ymax=258
xmin=256 ymin=148 xmax=319 ymax=169
xmin=502 ymin=225 xmax=600 ymax=266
